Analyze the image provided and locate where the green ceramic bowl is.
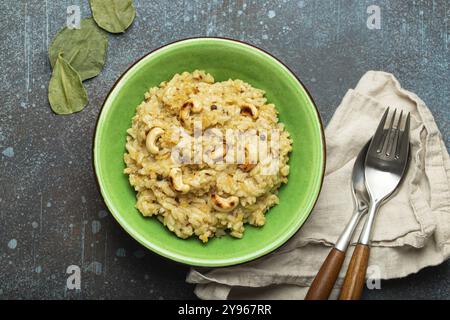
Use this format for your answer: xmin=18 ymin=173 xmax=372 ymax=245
xmin=93 ymin=38 xmax=325 ymax=267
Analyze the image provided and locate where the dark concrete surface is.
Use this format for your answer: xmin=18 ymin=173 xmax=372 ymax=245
xmin=0 ymin=0 xmax=448 ymax=300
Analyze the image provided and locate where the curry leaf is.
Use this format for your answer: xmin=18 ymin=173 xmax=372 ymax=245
xmin=89 ymin=0 xmax=136 ymax=33
xmin=48 ymin=54 xmax=88 ymax=115
xmin=49 ymin=17 xmax=108 ymax=81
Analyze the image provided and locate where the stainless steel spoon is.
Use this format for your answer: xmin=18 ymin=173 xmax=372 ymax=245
xmin=339 ymin=108 xmax=411 ymax=300
xmin=305 ymin=140 xmax=370 ymax=300
xmin=334 ymin=141 xmax=370 ymax=252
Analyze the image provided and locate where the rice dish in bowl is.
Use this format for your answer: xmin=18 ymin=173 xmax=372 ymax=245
xmin=124 ymin=70 xmax=292 ymax=242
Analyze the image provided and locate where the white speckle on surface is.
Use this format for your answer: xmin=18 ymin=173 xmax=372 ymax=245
xmin=184 ymin=16 xmax=190 ymax=22
xmin=81 ymin=196 xmax=86 ymax=204
xmin=237 ymin=10 xmax=243 ymax=16
xmin=298 ymin=0 xmax=306 ymax=8
xmin=144 ymin=274 xmax=149 ymax=280
xmin=2 ymin=147 xmax=14 ymax=158
xmin=91 ymin=220 xmax=101 ymax=234
xmin=20 ymin=102 xmax=27 ymax=108
xmin=268 ymin=10 xmax=276 ymax=19
xmin=8 ymin=239 xmax=17 ymax=249
xmin=262 ymin=34 xmax=269 ymax=40
xmin=116 ymin=248 xmax=126 ymax=257
xmin=311 ymin=77 xmax=316 ymax=82
xmin=32 ymin=221 xmax=39 ymax=229
xmin=46 ymin=202 xmax=51 ymax=208
xmin=35 ymin=266 xmax=42 ymax=273
xmin=98 ymin=210 xmax=108 ymax=219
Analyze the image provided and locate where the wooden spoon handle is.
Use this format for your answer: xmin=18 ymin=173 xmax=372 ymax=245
xmin=305 ymin=248 xmax=346 ymax=300
xmin=338 ymin=244 xmax=370 ymax=300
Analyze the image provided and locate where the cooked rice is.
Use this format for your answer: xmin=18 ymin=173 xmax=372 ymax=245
xmin=124 ymin=70 xmax=292 ymax=242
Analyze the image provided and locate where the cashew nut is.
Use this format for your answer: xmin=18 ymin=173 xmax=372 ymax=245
xmin=169 ymin=168 xmax=190 ymax=193
xmin=238 ymin=144 xmax=257 ymax=172
xmin=146 ymin=127 xmax=165 ymax=154
xmin=179 ymin=99 xmax=203 ymax=124
xmin=190 ymin=98 xmax=203 ymax=113
xmin=240 ymin=103 xmax=258 ymax=119
xmin=210 ymin=193 xmax=239 ymax=212
xmin=178 ymin=103 xmax=190 ymax=125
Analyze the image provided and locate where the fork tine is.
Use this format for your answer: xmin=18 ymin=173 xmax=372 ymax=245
xmin=404 ymin=112 xmax=410 ymax=133
xmin=387 ymin=110 xmax=402 ymax=156
xmin=382 ymin=109 xmax=397 ymax=155
xmin=374 ymin=108 xmax=389 ymax=153
xmin=396 ymin=110 xmax=404 ymax=129
xmin=395 ymin=112 xmax=410 ymax=159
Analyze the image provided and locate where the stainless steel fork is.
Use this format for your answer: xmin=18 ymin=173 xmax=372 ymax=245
xmin=338 ymin=108 xmax=411 ymax=300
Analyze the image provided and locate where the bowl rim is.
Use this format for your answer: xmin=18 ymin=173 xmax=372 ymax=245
xmin=92 ymin=37 xmax=326 ymax=267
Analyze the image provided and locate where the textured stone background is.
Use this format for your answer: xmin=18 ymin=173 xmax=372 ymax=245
xmin=0 ymin=0 xmax=448 ymax=299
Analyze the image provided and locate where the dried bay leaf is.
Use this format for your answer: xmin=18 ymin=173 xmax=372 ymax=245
xmin=48 ymin=54 xmax=88 ymax=115
xmin=49 ymin=17 xmax=108 ymax=81
xmin=90 ymin=0 xmax=136 ymax=33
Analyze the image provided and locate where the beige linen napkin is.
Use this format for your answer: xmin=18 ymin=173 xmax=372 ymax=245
xmin=186 ymin=71 xmax=450 ymax=299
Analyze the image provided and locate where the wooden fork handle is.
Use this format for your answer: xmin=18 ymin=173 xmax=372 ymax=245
xmin=305 ymin=248 xmax=345 ymax=300
xmin=338 ymin=244 xmax=370 ymax=300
